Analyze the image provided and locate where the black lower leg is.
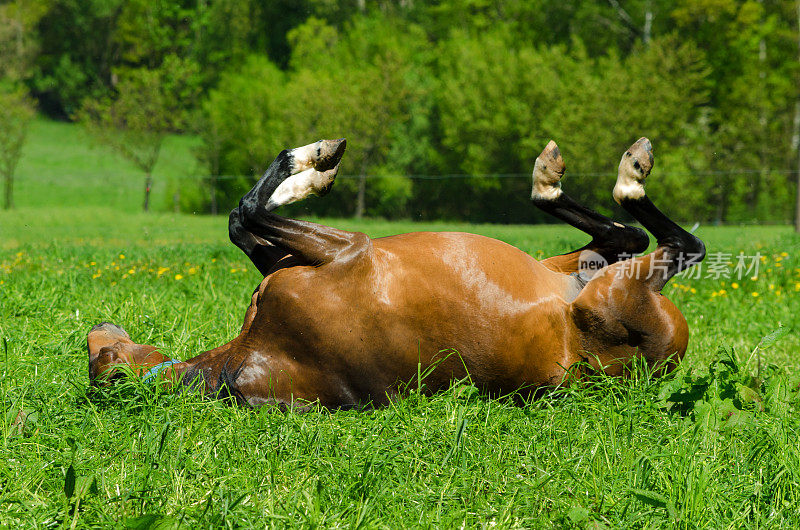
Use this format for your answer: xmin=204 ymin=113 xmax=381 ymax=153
xmin=238 ymin=202 xmax=368 ymax=266
xmin=534 ymin=193 xmax=650 ymax=263
xmin=619 ymin=196 xmax=705 ymax=277
xmin=229 ymin=208 xmax=289 ymax=276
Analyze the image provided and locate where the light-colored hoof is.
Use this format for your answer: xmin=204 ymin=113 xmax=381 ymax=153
xmin=266 ymin=138 xmax=347 ymax=210
xmin=290 ymin=138 xmax=347 ymax=174
xmin=266 ymin=166 xmax=340 ymax=211
xmin=613 ymin=137 xmax=653 ymax=204
xmin=531 ymin=140 xmax=566 ymax=201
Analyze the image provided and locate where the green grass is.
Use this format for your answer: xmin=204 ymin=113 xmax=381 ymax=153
xmin=13 ymin=119 xmax=201 ymax=212
xmin=1 ymin=206 xmax=800 ymax=527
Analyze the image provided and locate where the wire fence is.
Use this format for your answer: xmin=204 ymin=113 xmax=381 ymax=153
xmin=201 ymin=167 xmax=800 ymax=181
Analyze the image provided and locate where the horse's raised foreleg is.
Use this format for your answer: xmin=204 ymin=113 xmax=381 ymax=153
xmin=229 ymin=138 xmax=350 ymax=273
xmin=236 ymin=138 xmax=371 ymax=267
xmin=532 ymin=141 xmax=650 ymax=276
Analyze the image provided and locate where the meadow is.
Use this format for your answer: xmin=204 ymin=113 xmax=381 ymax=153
xmin=2 ymin=122 xmax=800 ymax=527
xmin=1 ymin=206 xmax=799 ymax=528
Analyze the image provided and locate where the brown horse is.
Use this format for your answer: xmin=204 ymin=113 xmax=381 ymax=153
xmin=87 ymin=137 xmax=705 ymax=409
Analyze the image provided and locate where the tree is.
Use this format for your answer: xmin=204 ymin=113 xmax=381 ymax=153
xmin=283 ymin=16 xmax=423 ymax=218
xmin=0 ymin=89 xmax=35 ymax=210
xmin=0 ymin=1 xmax=41 ymax=211
xmin=194 ymin=55 xmax=289 ymax=213
xmin=80 ymin=57 xmax=198 ymax=212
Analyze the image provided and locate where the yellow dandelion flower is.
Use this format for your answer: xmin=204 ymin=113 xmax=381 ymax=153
xmin=760 ymin=256 xmax=767 ymax=262
xmin=212 ymin=258 xmax=217 ymax=263
xmin=119 ymin=254 xmax=125 ymax=260
xmin=157 ymin=266 xmax=169 ymax=276
xmin=719 ymin=289 xmax=727 ymax=295
xmin=690 ymin=287 xmax=697 ymax=294
xmin=188 ymin=267 xmax=197 ymax=274
xmin=174 ymin=274 xmax=184 ymax=280
xmin=122 ymin=274 xmax=128 ymax=279
xmin=750 ymin=276 xmax=758 ymax=281
xmin=731 ymin=282 xmax=739 ymax=289
xmin=795 ymin=282 xmax=800 ymax=291
xmin=768 ymin=284 xmax=774 ymax=290
xmin=751 ymin=292 xmax=759 ymax=297
xmin=230 ymin=268 xmax=237 ymax=273
xmin=128 ymin=268 xmax=135 ymax=274
xmin=781 ymin=252 xmax=788 ymax=257
xmin=90 ymin=261 xmax=96 ymax=266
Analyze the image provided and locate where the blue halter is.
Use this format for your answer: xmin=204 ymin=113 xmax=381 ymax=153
xmin=142 ymin=359 xmax=182 ymax=383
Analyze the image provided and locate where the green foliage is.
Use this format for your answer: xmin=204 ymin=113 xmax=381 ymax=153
xmin=6 ymin=0 xmax=800 ymax=221
xmin=79 ymin=61 xmax=200 ymax=212
xmin=0 ymin=87 xmax=35 ymax=209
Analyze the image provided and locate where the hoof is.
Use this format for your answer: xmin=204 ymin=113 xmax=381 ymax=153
xmin=531 ymin=140 xmax=566 ymax=201
xmin=265 ymin=165 xmax=341 ymax=211
xmin=262 ymin=138 xmax=347 ymax=211
xmin=312 ymin=138 xmax=347 ymax=172
xmin=613 ymin=137 xmax=653 ymax=204
xmin=290 ymin=138 xmax=347 ymax=174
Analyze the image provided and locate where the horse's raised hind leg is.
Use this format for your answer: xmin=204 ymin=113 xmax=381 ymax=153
xmin=569 ymin=138 xmax=706 ymax=374
xmin=532 ymin=141 xmax=650 ymax=276
xmin=236 ymin=138 xmax=371 ymax=267
xmin=612 ymin=137 xmax=706 ymax=290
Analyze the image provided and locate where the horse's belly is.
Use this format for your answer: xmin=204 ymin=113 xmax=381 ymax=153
xmin=246 ymin=231 xmax=578 ymax=395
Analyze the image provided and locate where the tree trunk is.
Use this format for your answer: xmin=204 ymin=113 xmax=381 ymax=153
xmin=355 ymin=174 xmax=366 ymax=219
xmin=795 ymin=0 xmax=800 ymax=232
xmin=795 ymin=142 xmax=800 ymax=232
xmin=3 ymin=173 xmax=13 ymax=210
xmin=143 ymin=173 xmax=152 ymax=212
xmin=643 ymin=0 xmax=652 ymax=45
xmin=755 ymin=34 xmax=767 ymax=218
xmin=209 ymin=174 xmax=218 ymax=216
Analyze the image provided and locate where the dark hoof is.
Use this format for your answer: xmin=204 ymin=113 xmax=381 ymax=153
xmin=315 ymin=138 xmax=347 ymax=172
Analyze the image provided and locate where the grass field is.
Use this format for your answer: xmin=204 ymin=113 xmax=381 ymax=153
xmin=2 ymin=119 xmax=800 ymax=527
xmin=12 ymin=119 xmax=201 ymax=213
xmin=2 ymin=203 xmax=800 ymax=527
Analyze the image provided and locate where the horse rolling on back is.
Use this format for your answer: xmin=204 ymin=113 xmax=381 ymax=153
xmin=87 ymin=137 xmax=705 ymax=409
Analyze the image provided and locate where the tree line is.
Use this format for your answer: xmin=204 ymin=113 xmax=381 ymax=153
xmin=1 ymin=0 xmax=799 ymax=227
